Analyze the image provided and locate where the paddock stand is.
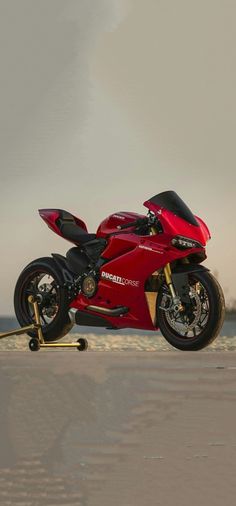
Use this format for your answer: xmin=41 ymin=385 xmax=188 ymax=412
xmin=0 ymin=296 xmax=88 ymax=352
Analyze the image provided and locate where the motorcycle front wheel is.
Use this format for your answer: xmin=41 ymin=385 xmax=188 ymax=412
xmin=14 ymin=257 xmax=73 ymax=342
xmin=156 ymin=270 xmax=225 ymax=351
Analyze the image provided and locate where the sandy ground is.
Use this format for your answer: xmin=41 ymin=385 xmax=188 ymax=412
xmin=0 ymin=351 xmax=236 ymax=506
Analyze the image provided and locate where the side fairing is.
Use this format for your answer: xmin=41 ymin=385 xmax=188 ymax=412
xmin=102 ymin=235 xmax=138 ymax=259
xmin=70 ymin=234 xmax=199 ymax=331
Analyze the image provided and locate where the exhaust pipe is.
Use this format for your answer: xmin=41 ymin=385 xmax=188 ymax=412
xmin=86 ymin=305 xmax=128 ymax=316
xmin=68 ymin=305 xmax=129 ymax=329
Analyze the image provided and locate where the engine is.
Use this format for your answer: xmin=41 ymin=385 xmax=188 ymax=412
xmin=80 ymin=272 xmax=98 ymax=298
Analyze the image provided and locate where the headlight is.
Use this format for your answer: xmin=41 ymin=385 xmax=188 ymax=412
xmin=171 ymin=235 xmax=203 ymax=250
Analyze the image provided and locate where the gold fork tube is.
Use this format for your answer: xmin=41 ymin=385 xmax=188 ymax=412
xmin=163 ymin=263 xmax=176 ymax=299
xmin=164 ymin=263 xmax=172 ymax=282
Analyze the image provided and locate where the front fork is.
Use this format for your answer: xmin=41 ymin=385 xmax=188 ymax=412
xmin=163 ymin=263 xmax=184 ymax=312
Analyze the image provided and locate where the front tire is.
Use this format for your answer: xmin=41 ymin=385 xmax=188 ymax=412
xmin=156 ymin=271 xmax=225 ymax=351
xmin=14 ymin=257 xmax=73 ymax=342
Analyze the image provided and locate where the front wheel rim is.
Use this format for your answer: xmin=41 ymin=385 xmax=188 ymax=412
xmin=160 ymin=277 xmax=211 ymax=341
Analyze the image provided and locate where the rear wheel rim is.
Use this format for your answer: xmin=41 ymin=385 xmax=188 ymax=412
xmin=21 ymin=269 xmax=61 ymax=328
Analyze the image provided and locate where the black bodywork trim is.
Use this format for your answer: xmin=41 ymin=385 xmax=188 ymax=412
xmin=51 ymin=253 xmax=74 ymax=283
xmin=83 ymin=238 xmax=107 ymax=261
xmin=74 ymin=310 xmax=117 ymax=329
xmin=96 ymin=257 xmax=108 ymax=268
xmin=66 ymin=247 xmax=89 ymax=275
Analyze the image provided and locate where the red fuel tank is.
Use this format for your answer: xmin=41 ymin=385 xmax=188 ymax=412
xmin=96 ymin=211 xmax=146 ymax=238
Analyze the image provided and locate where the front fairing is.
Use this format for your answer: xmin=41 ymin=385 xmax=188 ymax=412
xmin=144 ymin=191 xmax=210 ymax=246
xmin=156 ymin=208 xmax=209 ymax=245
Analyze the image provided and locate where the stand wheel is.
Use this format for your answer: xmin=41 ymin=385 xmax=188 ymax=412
xmin=77 ymin=338 xmax=88 ymax=351
xmin=29 ymin=338 xmax=40 ymax=352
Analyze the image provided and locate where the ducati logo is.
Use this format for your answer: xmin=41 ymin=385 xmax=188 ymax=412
xmin=113 ymin=214 xmax=125 ymax=220
xmin=101 ymin=271 xmax=139 ymax=287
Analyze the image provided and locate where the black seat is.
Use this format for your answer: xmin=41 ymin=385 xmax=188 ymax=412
xmin=56 ymin=210 xmax=96 ymax=245
xmin=60 ymin=222 xmax=96 ymax=244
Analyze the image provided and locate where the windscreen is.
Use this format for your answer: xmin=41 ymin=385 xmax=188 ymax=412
xmin=146 ymin=191 xmax=199 ymax=227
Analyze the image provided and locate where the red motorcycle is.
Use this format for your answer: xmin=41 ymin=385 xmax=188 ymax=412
xmin=14 ymin=191 xmax=225 ymax=351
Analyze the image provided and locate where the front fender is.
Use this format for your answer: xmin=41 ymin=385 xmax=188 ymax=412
xmin=171 ymin=264 xmax=209 ymax=303
xmin=172 ymin=264 xmax=209 ymax=275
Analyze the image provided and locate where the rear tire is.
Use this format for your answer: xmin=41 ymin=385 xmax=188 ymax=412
xmin=156 ymin=271 xmax=225 ymax=351
xmin=14 ymin=257 xmax=73 ymax=342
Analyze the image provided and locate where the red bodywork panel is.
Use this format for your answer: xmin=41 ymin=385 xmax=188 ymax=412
xmin=39 ymin=196 xmax=210 ymax=332
xmin=97 ymin=211 xmax=146 ymax=238
xmin=39 ymin=209 xmax=88 ymax=244
xmin=70 ymin=233 xmax=200 ymax=331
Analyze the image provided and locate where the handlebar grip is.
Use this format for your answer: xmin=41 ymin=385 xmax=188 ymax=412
xmin=117 ymin=221 xmax=137 ymax=230
xmin=117 ymin=217 xmax=149 ymax=230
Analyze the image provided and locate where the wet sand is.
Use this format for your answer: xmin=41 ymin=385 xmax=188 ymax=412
xmin=0 ymin=351 xmax=236 ymax=505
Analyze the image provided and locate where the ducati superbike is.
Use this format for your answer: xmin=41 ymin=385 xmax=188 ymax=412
xmin=14 ymin=191 xmax=225 ymax=351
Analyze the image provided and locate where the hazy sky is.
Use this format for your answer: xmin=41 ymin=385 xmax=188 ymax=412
xmin=0 ymin=0 xmax=235 ymax=314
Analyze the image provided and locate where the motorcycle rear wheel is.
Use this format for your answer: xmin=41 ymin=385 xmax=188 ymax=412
xmin=156 ymin=271 xmax=225 ymax=351
xmin=14 ymin=257 xmax=73 ymax=342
